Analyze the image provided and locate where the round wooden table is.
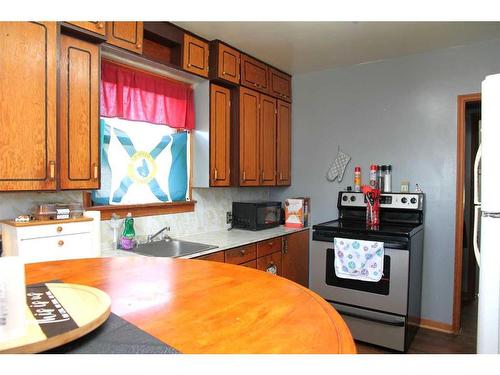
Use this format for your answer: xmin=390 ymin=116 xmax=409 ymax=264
xmin=25 ymin=257 xmax=356 ymax=354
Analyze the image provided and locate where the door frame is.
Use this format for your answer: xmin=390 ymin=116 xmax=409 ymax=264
xmin=452 ymin=93 xmax=481 ymax=333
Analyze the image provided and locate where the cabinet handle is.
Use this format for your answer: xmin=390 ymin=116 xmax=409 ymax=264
xmin=279 ymin=172 xmax=283 ymax=181
xmin=93 ymin=163 xmax=98 ymax=180
xmin=284 ymin=238 xmax=288 ymax=254
xmin=268 ymin=242 xmax=274 ymax=247
xmin=222 ymin=71 xmax=226 ymax=75
xmin=97 ymin=22 xmax=104 ymax=29
xmin=239 ymin=249 xmax=246 ymax=256
xmin=56 ymin=226 xmax=63 ymax=233
xmin=49 ymin=161 xmax=55 ymax=180
xmin=188 ymin=63 xmax=191 ymax=67
xmin=214 ymin=168 xmax=218 ymax=180
xmin=136 ymin=43 xmax=142 ymax=49
xmin=58 ymin=240 xmax=64 ymax=247
xmin=242 ymin=171 xmax=246 ymax=181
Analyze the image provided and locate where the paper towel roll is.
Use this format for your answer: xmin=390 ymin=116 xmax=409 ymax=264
xmin=83 ymin=210 xmax=101 ymax=257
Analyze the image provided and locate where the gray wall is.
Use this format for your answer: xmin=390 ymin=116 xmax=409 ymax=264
xmin=270 ymin=38 xmax=500 ymax=325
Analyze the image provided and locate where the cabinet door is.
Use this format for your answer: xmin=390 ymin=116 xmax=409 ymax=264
xmin=106 ymin=22 xmax=143 ymax=53
xmin=210 ymin=84 xmax=231 ymax=187
xmin=282 ymin=230 xmax=309 ymax=287
xmin=65 ymin=21 xmax=106 ymax=36
xmin=241 ymin=54 xmax=269 ymax=93
xmin=269 ymin=67 xmax=292 ymax=102
xmin=239 ymin=87 xmax=260 ymax=186
xmin=0 ymin=22 xmax=57 ymax=191
xmin=59 ymin=34 xmax=100 ymax=190
xmin=276 ymin=100 xmax=291 ymax=186
xmin=215 ymin=42 xmax=240 ymax=84
xmin=259 ymin=94 xmax=277 ymax=186
xmin=257 ymin=251 xmax=282 ymax=276
xmin=183 ymin=33 xmax=209 ymax=77
xmin=196 ymin=251 xmax=225 ymax=263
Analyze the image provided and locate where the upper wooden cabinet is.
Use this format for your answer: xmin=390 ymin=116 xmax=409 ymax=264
xmin=59 ymin=34 xmax=100 ymax=190
xmin=0 ymin=22 xmax=58 ymax=191
xmin=239 ymin=87 xmax=260 ymax=186
xmin=276 ymin=100 xmax=292 ymax=186
xmin=269 ymin=68 xmax=292 ymax=102
xmin=282 ymin=231 xmax=309 ymax=287
xmin=183 ymin=33 xmax=209 ymax=77
xmin=259 ymin=94 xmax=277 ymax=186
xmin=65 ymin=21 xmax=106 ymax=36
xmin=210 ymin=84 xmax=231 ymax=187
xmin=240 ymin=54 xmax=269 ymax=93
xmin=210 ymin=41 xmax=240 ymax=85
xmin=106 ymin=22 xmax=143 ymax=53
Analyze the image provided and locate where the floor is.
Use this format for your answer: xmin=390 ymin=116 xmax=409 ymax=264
xmin=356 ymin=299 xmax=478 ymax=354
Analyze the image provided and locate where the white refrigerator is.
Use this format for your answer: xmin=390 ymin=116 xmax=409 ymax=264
xmin=475 ymin=73 xmax=500 ymax=354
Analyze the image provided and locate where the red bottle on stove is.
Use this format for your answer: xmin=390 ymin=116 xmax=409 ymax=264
xmin=361 ymin=185 xmax=381 ymax=228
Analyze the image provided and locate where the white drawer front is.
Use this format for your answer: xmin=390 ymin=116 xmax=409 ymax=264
xmin=19 ymin=233 xmax=93 ymax=263
xmin=17 ymin=221 xmax=92 ymax=240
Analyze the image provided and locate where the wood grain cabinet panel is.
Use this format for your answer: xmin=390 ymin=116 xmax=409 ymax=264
xmin=241 ymin=54 xmax=269 ymax=93
xmin=0 ymin=22 xmax=57 ymax=191
xmin=106 ymin=22 xmax=143 ymax=53
xmin=239 ymin=87 xmax=260 ymax=186
xmin=276 ymin=100 xmax=291 ymax=186
xmin=240 ymin=259 xmax=257 ymax=269
xmin=282 ymin=231 xmax=309 ymax=287
xmin=259 ymin=94 xmax=277 ymax=186
xmin=196 ymin=251 xmax=225 ymax=263
xmin=210 ymin=84 xmax=231 ymax=187
xmin=65 ymin=21 xmax=106 ymax=36
xmin=211 ymin=41 xmax=240 ymax=84
xmin=225 ymin=244 xmax=256 ymax=265
xmin=269 ymin=68 xmax=292 ymax=102
xmin=59 ymin=34 xmax=100 ymax=190
xmin=257 ymin=237 xmax=282 ymax=258
xmin=257 ymin=251 xmax=282 ymax=276
xmin=183 ymin=33 xmax=209 ymax=77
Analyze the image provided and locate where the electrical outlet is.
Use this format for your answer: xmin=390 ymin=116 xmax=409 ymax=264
xmin=226 ymin=212 xmax=232 ymax=224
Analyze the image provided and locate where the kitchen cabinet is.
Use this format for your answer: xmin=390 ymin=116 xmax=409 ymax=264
xmin=183 ymin=33 xmax=209 ymax=77
xmin=259 ymin=94 xmax=277 ymax=186
xmin=241 ymin=54 xmax=269 ymax=93
xmin=240 ymin=259 xmax=257 ymax=269
xmin=269 ymin=67 xmax=292 ymax=102
xmin=210 ymin=41 xmax=240 ymax=85
xmin=256 ymin=237 xmax=282 ymax=258
xmin=0 ymin=22 xmax=58 ymax=191
xmin=59 ymin=34 xmax=100 ymax=190
xmin=239 ymin=87 xmax=260 ymax=186
xmin=65 ymin=21 xmax=106 ymax=36
xmin=210 ymin=84 xmax=232 ymax=187
xmin=276 ymin=100 xmax=292 ymax=186
xmin=106 ymin=22 xmax=143 ymax=54
xmin=282 ymin=230 xmax=309 ymax=287
xmin=257 ymin=250 xmax=282 ymax=276
xmin=196 ymin=250 xmax=225 ymax=263
xmin=225 ymin=244 xmax=256 ymax=265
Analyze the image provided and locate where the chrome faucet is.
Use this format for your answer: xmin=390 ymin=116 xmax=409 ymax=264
xmin=147 ymin=226 xmax=171 ymax=243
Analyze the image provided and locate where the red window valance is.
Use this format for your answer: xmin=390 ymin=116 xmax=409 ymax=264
xmin=100 ymin=60 xmax=195 ymax=130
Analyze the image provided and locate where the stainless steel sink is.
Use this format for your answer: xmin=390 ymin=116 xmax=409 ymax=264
xmin=131 ymin=238 xmax=218 ymax=258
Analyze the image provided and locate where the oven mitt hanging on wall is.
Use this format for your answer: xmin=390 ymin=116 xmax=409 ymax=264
xmin=326 ymin=148 xmax=351 ymax=182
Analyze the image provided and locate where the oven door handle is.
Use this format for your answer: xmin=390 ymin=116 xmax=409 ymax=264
xmin=335 ymin=308 xmax=405 ymax=327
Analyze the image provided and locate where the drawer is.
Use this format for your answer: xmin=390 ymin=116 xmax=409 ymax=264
xmin=18 ymin=232 xmax=93 ymax=263
xmin=16 ymin=221 xmax=93 ymax=240
xmin=256 ymin=237 xmax=282 ymax=258
xmin=225 ymin=244 xmax=256 ymax=265
xmin=240 ymin=259 xmax=257 ymax=269
xmin=196 ymin=250 xmax=225 ymax=263
xmin=257 ymin=251 xmax=282 ymax=276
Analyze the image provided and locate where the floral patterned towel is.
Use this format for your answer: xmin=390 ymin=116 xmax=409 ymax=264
xmin=334 ymin=238 xmax=384 ymax=282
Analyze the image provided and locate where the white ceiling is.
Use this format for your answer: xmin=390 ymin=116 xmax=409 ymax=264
xmin=174 ymin=22 xmax=500 ymax=74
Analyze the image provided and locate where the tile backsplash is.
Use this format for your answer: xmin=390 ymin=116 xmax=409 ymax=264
xmin=0 ymin=187 xmax=270 ymax=250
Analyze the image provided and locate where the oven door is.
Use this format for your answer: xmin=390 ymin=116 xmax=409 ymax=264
xmin=310 ymin=239 xmax=409 ymax=315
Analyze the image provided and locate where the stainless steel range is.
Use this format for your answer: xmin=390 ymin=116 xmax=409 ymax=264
xmin=310 ymin=191 xmax=424 ymax=352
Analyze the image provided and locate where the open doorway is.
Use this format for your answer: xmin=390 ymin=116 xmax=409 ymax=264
xmin=453 ymin=93 xmax=481 ymax=339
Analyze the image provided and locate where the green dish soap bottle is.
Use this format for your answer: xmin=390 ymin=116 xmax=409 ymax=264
xmin=120 ymin=212 xmax=136 ymax=250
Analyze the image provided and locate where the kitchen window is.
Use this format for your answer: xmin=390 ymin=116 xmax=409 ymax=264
xmin=83 ymin=60 xmax=195 ymax=219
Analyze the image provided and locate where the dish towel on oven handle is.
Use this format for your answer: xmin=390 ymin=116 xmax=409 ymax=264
xmin=334 ymin=238 xmax=384 ymax=282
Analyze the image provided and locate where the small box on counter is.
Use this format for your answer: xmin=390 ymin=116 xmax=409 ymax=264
xmin=284 ymin=197 xmax=310 ymax=228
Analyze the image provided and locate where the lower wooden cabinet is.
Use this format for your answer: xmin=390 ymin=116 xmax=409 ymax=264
xmin=196 ymin=250 xmax=225 ymax=263
xmin=240 ymin=259 xmax=257 ymax=269
xmin=282 ymin=230 xmax=309 ymax=287
xmin=59 ymin=34 xmax=100 ymax=190
xmin=257 ymin=251 xmax=282 ymax=276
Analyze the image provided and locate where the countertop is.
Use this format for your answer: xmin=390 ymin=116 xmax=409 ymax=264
xmin=24 ymin=257 xmax=356 ymax=354
xmin=102 ymin=225 xmax=310 ymax=259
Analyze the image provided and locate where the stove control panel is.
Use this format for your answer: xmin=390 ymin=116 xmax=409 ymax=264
xmin=339 ymin=192 xmax=423 ymax=210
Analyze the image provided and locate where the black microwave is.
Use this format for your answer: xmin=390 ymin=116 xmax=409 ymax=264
xmin=232 ymin=201 xmax=282 ymax=231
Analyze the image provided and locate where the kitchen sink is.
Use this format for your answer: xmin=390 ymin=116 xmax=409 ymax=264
xmin=131 ymin=238 xmax=218 ymax=258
